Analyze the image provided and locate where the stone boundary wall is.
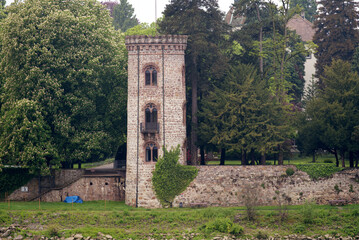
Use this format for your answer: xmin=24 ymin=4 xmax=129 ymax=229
xmin=8 ymin=169 xmax=85 ymax=201
xmin=40 ymin=176 xmax=125 ymax=202
xmin=170 ymin=166 xmax=359 ymax=208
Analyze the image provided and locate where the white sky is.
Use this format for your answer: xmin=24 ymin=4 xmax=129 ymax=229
xmin=5 ymin=0 xmax=281 ymax=24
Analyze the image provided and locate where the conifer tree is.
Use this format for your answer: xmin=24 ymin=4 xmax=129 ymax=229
xmin=159 ymin=0 xmax=230 ymax=165
xmin=313 ymin=0 xmax=359 ymax=82
xmin=289 ymin=0 xmax=317 ymax=22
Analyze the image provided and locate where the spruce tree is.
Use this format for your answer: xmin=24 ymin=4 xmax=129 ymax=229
xmin=313 ymin=0 xmax=359 ymax=82
xmin=159 ymin=0 xmax=230 ymax=165
xmin=289 ymin=0 xmax=317 ymax=22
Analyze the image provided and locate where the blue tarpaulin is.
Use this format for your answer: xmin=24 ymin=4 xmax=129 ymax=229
xmin=64 ymin=196 xmax=83 ymax=203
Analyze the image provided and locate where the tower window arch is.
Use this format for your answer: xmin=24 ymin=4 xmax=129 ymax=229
xmin=145 ymin=103 xmax=158 ymax=132
xmin=145 ymin=142 xmax=158 ymax=162
xmin=145 ymin=66 xmax=157 ymax=86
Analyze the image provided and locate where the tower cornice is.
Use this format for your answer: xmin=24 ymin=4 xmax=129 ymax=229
xmin=125 ymin=35 xmax=188 ymax=53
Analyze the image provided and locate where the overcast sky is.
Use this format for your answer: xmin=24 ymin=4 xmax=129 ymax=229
xmin=5 ymin=0 xmax=281 ymax=24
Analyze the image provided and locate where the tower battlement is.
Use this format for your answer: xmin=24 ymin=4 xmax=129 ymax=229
xmin=125 ymin=35 xmax=188 ymax=52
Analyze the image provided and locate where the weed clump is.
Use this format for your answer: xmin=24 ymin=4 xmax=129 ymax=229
xmin=200 ymin=218 xmax=243 ymax=236
xmin=286 ymin=168 xmax=295 ymax=176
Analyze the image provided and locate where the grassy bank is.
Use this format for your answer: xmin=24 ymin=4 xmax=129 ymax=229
xmin=0 ymin=201 xmax=359 ymax=239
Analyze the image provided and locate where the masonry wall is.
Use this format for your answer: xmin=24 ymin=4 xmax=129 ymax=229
xmin=40 ymin=177 xmax=125 ymax=202
xmin=8 ymin=169 xmax=85 ymax=201
xmin=171 ymin=166 xmax=359 ymax=207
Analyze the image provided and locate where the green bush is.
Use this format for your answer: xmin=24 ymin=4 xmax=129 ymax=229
xmin=323 ymin=159 xmax=333 ymax=163
xmin=201 ymin=218 xmax=243 ymax=236
xmin=152 ymin=146 xmax=198 ymax=207
xmin=286 ymin=168 xmax=295 ymax=176
xmin=0 ymin=168 xmax=33 ymax=199
xmin=302 ymin=201 xmax=316 ymax=224
xmin=296 ymin=164 xmax=342 ymax=180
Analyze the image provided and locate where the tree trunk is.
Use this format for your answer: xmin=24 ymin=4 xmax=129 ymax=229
xmin=220 ymin=148 xmax=226 ymax=165
xmin=255 ymin=4 xmax=263 ymax=76
xmin=349 ymin=151 xmax=354 ymax=168
xmin=312 ymin=152 xmax=316 ymax=163
xmin=241 ymin=150 xmax=247 ymax=165
xmin=260 ymin=152 xmax=266 ymax=165
xmin=250 ymin=149 xmax=255 ymax=165
xmin=341 ymin=151 xmax=345 ymax=168
xmin=190 ymin=61 xmax=198 ymax=165
xmin=334 ymin=149 xmax=339 ymax=167
xmin=78 ymin=162 xmax=82 ymax=169
xmin=278 ymin=145 xmax=284 ymax=165
xmin=355 ymin=152 xmax=358 ymax=168
xmin=200 ymin=146 xmax=205 ymax=165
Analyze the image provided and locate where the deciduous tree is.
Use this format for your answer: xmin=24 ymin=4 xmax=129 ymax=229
xmin=0 ymin=0 xmax=127 ymax=170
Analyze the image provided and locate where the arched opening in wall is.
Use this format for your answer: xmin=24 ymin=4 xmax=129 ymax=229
xmin=145 ymin=142 xmax=158 ymax=162
xmin=143 ymin=103 xmax=158 ymax=133
xmin=145 ymin=66 xmax=157 ymax=86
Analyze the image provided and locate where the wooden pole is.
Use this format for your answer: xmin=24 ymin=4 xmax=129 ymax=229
xmin=39 ymin=198 xmax=41 ymax=210
xmin=105 ymin=199 xmax=106 ymax=210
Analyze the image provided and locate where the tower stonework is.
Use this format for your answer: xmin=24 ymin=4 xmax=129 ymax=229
xmin=125 ymin=35 xmax=188 ymax=208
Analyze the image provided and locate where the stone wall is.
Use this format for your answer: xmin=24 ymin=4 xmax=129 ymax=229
xmin=8 ymin=169 xmax=85 ymax=201
xmin=171 ymin=166 xmax=359 ymax=207
xmin=40 ymin=176 xmax=125 ymax=202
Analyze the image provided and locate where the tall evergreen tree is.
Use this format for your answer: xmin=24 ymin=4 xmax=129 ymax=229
xmin=289 ymin=0 xmax=317 ymax=22
xmin=313 ymin=0 xmax=359 ymax=82
xmin=112 ymin=0 xmax=138 ymax=32
xmin=159 ymin=0 xmax=230 ymax=165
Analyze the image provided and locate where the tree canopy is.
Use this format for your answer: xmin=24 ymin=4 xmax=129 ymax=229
xmin=313 ymin=0 xmax=359 ymax=81
xmin=289 ymin=0 xmax=317 ymax=22
xmin=112 ymin=0 xmax=138 ymax=32
xmin=298 ymin=60 xmax=359 ymax=167
xmin=0 ymin=0 xmax=127 ymax=173
xmin=159 ymin=0 xmax=230 ymax=165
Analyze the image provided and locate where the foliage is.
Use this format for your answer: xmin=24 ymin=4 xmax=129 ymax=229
xmin=200 ymin=218 xmax=244 ymax=236
xmin=286 ymin=168 xmax=295 ymax=176
xmin=301 ymin=201 xmax=316 ymax=224
xmin=299 ymin=60 xmax=359 ymax=167
xmin=152 ymin=146 xmax=198 ymax=207
xmin=0 ymin=168 xmax=33 ymax=199
xmin=296 ymin=164 xmax=343 ymax=180
xmin=289 ymin=0 xmax=317 ymax=22
xmin=125 ymin=22 xmax=158 ymax=36
xmin=0 ymin=0 xmax=127 ymax=169
xmin=313 ymin=0 xmax=359 ymax=81
xmin=159 ymin=0 xmax=230 ymax=165
xmin=112 ymin=0 xmax=138 ymax=32
xmin=0 ymin=99 xmax=58 ymax=175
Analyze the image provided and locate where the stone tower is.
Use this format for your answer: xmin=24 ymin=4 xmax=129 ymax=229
xmin=125 ymin=35 xmax=188 ymax=208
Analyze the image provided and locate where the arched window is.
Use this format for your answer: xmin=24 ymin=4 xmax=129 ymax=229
xmin=145 ymin=142 xmax=158 ymax=162
xmin=145 ymin=66 xmax=157 ymax=86
xmin=144 ymin=103 xmax=158 ymax=132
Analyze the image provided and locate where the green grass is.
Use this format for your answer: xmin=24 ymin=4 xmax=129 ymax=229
xmin=1 ymin=201 xmax=359 ymax=239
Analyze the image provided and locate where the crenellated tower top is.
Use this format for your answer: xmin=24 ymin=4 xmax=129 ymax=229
xmin=125 ymin=35 xmax=188 ymax=53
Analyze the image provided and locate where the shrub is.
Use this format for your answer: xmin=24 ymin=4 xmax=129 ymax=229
xmin=46 ymin=225 xmax=60 ymax=237
xmin=152 ymin=146 xmax=198 ymax=207
xmin=324 ymin=159 xmax=333 ymax=163
xmin=302 ymin=201 xmax=316 ymax=224
xmin=201 ymin=218 xmax=243 ymax=236
xmin=242 ymin=186 xmax=259 ymax=221
xmin=296 ymin=164 xmax=342 ymax=180
xmin=286 ymin=168 xmax=295 ymax=176
xmin=255 ymin=231 xmax=268 ymax=239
